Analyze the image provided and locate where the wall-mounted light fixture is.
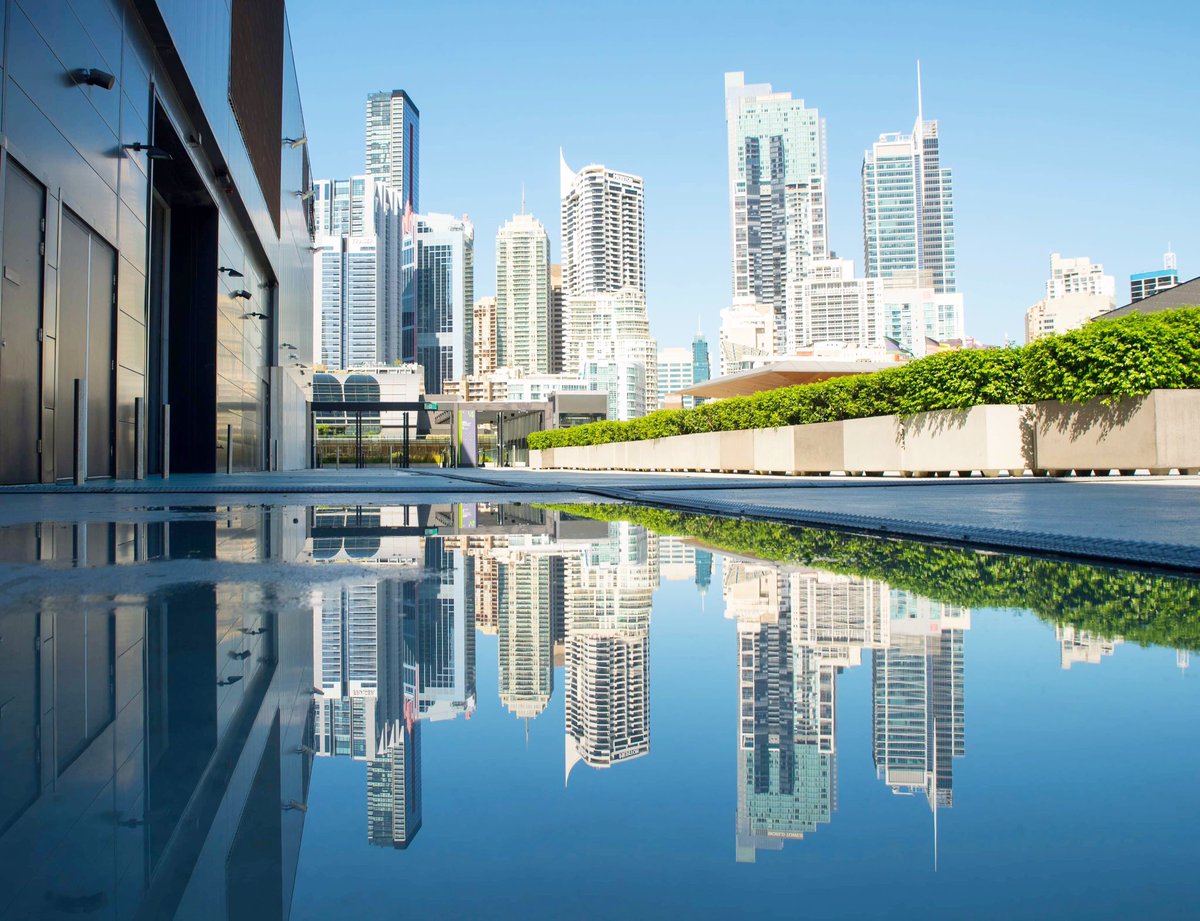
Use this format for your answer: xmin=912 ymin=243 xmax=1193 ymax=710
xmin=242 ymin=311 xmax=269 ymax=320
xmin=218 ymin=266 xmax=244 ymax=278
xmin=71 ymin=68 xmax=116 ymax=90
xmin=280 ymin=342 xmax=298 ymax=350
xmin=215 ymin=171 xmax=234 ymax=194
xmin=231 ymin=289 xmax=253 ymax=300
xmin=282 ymin=801 xmax=308 ymax=813
xmin=307 ymin=245 xmax=325 ymax=254
xmin=294 ymin=189 xmax=314 ymax=201
xmin=283 ymin=136 xmax=308 ymax=148
xmin=217 ymin=675 xmax=243 ymax=687
xmin=123 ymin=142 xmax=172 ymax=161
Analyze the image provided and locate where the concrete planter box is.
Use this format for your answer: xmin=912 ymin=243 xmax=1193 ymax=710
xmin=843 ymin=415 xmax=904 ymax=475
xmin=753 ymin=422 xmax=845 ymax=474
xmin=902 ymin=404 xmax=1034 ymax=476
xmin=719 ymin=429 xmax=756 ymax=473
xmin=1035 ymin=389 xmax=1200 ymax=475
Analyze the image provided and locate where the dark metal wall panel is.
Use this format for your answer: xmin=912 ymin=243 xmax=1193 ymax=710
xmin=229 ymin=0 xmax=283 ymax=236
xmin=0 ymin=162 xmax=46 ymax=484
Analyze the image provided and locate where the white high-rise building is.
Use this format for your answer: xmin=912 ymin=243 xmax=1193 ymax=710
xmin=563 ymin=288 xmax=657 ymax=420
xmin=798 ymin=258 xmax=883 ymax=348
xmin=415 ymin=214 xmax=475 ymax=393
xmin=1025 ymin=253 xmax=1116 ymax=342
xmin=862 ymin=66 xmax=956 ymax=294
xmin=495 ymin=213 xmax=552 ymax=374
xmin=559 ymin=152 xmax=645 ymax=297
xmin=719 ymin=299 xmax=775 ymax=375
xmin=657 ymin=346 xmax=695 ymax=409
xmin=312 ymin=176 xmax=406 ymax=369
xmin=725 ymin=71 xmax=828 ymax=349
xmin=880 ymin=285 xmax=965 ymax=356
xmin=365 ymin=90 xmax=419 ymax=210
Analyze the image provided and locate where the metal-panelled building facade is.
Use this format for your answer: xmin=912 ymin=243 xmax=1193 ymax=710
xmin=0 ymin=0 xmax=314 ymax=484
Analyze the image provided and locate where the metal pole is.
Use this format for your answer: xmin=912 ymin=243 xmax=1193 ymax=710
xmin=498 ymin=411 xmax=504 ymax=468
xmin=134 ymin=397 xmax=145 ymax=480
xmin=403 ymin=412 xmax=409 ymax=468
xmin=162 ymin=404 xmax=170 ymax=479
xmin=73 ymin=378 xmax=87 ymax=485
xmin=272 ymin=438 xmax=278 ymax=472
xmin=356 ymin=410 xmax=363 ymax=469
xmin=226 ymin=423 xmax=234 ymax=474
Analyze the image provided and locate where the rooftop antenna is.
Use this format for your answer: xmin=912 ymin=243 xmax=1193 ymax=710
xmin=521 ymin=182 xmax=526 ymax=216
xmin=1164 ymin=244 xmax=1177 ymax=271
xmin=915 ymin=60 xmax=925 ymax=138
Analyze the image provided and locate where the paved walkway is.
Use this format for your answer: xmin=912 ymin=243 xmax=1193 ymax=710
xmin=2 ymin=467 xmax=1198 ymax=570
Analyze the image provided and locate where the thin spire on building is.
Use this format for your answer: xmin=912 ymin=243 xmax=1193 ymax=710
xmin=916 ymin=59 xmax=924 ymax=130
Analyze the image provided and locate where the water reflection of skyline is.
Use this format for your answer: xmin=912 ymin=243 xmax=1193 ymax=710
xmin=0 ymin=503 xmax=1192 ymax=920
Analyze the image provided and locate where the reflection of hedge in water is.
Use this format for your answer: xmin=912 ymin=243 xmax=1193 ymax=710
xmin=543 ymin=503 xmax=1200 ymax=652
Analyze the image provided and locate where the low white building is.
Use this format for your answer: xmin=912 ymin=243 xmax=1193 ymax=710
xmin=797 ymin=258 xmax=883 ymax=349
xmin=563 ymin=288 xmax=657 ymax=420
xmin=719 ymin=299 xmax=775 ymax=375
xmin=880 ymin=285 xmax=965 ymax=357
xmin=1025 ymin=253 xmax=1115 ymax=342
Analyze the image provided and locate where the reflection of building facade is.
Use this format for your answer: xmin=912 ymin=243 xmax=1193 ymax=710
xmin=367 ymin=718 xmax=422 ymax=848
xmin=496 ymin=548 xmax=559 ymax=719
xmin=727 ymin=563 xmax=836 ymax=861
xmin=565 ymin=524 xmax=657 ymax=781
xmin=871 ymin=594 xmax=968 ymax=810
xmin=1056 ymin=625 xmax=1121 ymax=669
xmin=0 ymin=511 xmax=313 ymax=918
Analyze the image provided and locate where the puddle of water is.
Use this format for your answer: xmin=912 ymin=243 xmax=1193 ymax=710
xmin=0 ymin=502 xmax=1196 ymax=920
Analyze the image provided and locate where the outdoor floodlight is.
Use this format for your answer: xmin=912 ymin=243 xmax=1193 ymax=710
xmin=71 ymin=68 xmax=115 ymax=90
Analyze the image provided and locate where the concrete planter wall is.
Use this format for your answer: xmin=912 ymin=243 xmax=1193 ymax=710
xmin=528 ymin=390 xmax=1200 ymax=477
xmin=1035 ymin=389 xmax=1200 ymax=475
xmin=843 ymin=415 xmax=904 ymax=475
xmin=901 ymin=404 xmax=1034 ymax=477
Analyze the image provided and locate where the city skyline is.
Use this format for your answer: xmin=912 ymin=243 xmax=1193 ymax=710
xmin=289 ymin=0 xmax=1198 ymax=350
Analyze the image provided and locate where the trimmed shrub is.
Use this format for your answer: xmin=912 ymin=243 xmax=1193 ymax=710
xmin=528 ymin=306 xmax=1200 ymax=450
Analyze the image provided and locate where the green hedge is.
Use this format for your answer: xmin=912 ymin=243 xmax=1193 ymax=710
xmin=542 ymin=503 xmax=1200 ymax=651
xmin=529 ymin=306 xmax=1200 ymax=450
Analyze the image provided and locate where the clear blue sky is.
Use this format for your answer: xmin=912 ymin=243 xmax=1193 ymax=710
xmin=288 ymin=0 xmax=1199 ymax=349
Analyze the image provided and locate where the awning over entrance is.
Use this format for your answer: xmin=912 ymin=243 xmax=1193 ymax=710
xmin=678 ymin=359 xmax=901 ymax=401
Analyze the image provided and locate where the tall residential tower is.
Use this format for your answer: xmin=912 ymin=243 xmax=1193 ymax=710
xmin=725 ymin=72 xmax=828 ymax=351
xmin=365 ymin=90 xmax=420 ymax=211
xmin=559 ymin=152 xmax=645 ymax=297
xmin=495 ymin=212 xmax=553 ymax=373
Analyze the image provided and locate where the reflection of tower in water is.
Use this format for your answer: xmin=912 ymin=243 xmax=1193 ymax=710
xmin=564 ymin=523 xmax=656 ymax=782
xmin=730 ymin=563 xmax=895 ymax=862
xmin=871 ymin=592 xmax=968 ymax=821
xmin=496 ymin=548 xmax=559 ymax=720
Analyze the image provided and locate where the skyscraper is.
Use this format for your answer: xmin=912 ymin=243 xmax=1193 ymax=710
xmin=366 ymin=718 xmax=422 ymax=848
xmin=559 ymin=152 xmax=645 ymax=297
xmin=861 ymin=65 xmax=956 ymax=294
xmin=365 ymin=90 xmax=419 ymax=210
xmin=1025 ymin=253 xmax=1115 ymax=342
xmin=725 ymin=72 xmax=828 ymax=351
xmin=495 ymin=213 xmax=553 ymax=373
xmin=312 ymin=176 xmax=406 ymax=369
xmin=415 ymin=214 xmax=475 ymax=393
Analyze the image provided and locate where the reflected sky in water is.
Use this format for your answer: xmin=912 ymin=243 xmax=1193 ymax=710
xmin=0 ymin=503 xmax=1196 ymax=920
